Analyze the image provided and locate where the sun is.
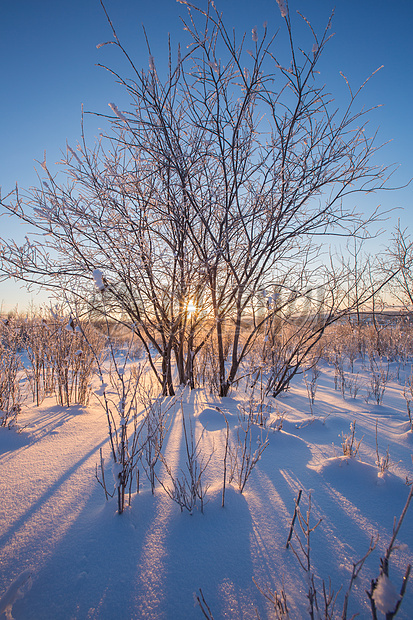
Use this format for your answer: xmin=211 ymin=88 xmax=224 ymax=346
xmin=187 ymin=300 xmax=196 ymax=314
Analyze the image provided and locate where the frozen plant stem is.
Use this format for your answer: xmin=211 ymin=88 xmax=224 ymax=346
xmin=375 ymin=418 xmax=391 ymax=475
xmin=402 ymin=371 xmax=413 ymax=432
xmin=95 ymin=447 xmax=113 ymax=501
xmin=367 ymin=484 xmax=413 ymax=618
xmin=341 ymin=535 xmax=377 ymax=620
xmin=253 ymin=577 xmax=290 ymax=619
xmin=195 ymin=588 xmax=214 ymax=619
xmin=216 ymin=407 xmax=230 ymax=508
xmin=304 ymin=365 xmax=320 ymax=414
xmin=289 ymin=492 xmax=323 ymax=620
xmin=341 ymin=420 xmax=363 ymax=458
xmin=286 ymin=489 xmax=302 ymax=549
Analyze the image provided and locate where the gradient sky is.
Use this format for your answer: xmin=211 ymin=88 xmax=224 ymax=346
xmin=1 ymin=0 xmax=412 ymax=312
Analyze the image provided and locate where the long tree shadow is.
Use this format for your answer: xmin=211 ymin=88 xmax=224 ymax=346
xmin=0 ymin=436 xmax=108 ymax=558
xmin=0 ymin=403 xmax=95 ymax=462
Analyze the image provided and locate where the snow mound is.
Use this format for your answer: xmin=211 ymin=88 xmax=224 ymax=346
xmin=398 ymin=423 xmax=413 ymax=441
xmin=197 ymin=407 xmax=228 ymax=431
xmin=312 ymin=456 xmax=404 ymax=490
xmin=282 ymin=417 xmax=329 ymax=434
xmin=315 ymin=456 xmax=375 ymax=475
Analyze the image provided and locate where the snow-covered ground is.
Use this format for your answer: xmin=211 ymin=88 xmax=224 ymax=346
xmin=1 ymin=360 xmax=412 ymax=619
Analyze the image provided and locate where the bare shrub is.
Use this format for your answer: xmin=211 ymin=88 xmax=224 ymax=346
xmin=333 ymin=354 xmax=346 ymax=396
xmin=325 ymin=323 xmax=363 ymax=371
xmin=303 ymin=364 xmax=321 ymax=414
xmin=366 ymin=357 xmax=390 ymax=405
xmin=52 ymin=316 xmax=104 ymax=406
xmin=286 ymin=492 xmax=377 ymax=620
xmin=95 ymin=360 xmax=148 ymax=513
xmin=341 ymin=420 xmax=364 ymax=458
xmin=238 ymin=377 xmax=273 ymax=427
xmin=0 ymin=318 xmax=23 ymax=428
xmin=137 ymin=375 xmax=171 ymax=494
xmin=254 ymin=578 xmax=290 ymax=619
xmin=0 ymin=356 xmax=21 ymax=428
xmin=22 ymin=310 xmax=104 ymax=407
xmin=259 ymin=486 xmax=412 ymax=619
xmin=194 ymin=339 xmax=221 ymax=395
xmin=160 ymin=409 xmax=211 ymax=514
xmin=85 ymin=317 xmax=152 ymax=513
xmin=287 ymin=492 xmax=327 ymax=619
xmin=402 ymin=370 xmax=413 ymax=432
xmin=263 ymin=311 xmax=330 ymax=399
xmin=345 ymin=372 xmax=362 ymax=399
xmin=20 ymin=313 xmax=54 ymax=405
xmin=228 ymin=407 xmax=269 ymax=493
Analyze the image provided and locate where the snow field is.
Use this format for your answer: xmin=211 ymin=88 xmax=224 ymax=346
xmin=0 ymin=358 xmax=412 ymax=619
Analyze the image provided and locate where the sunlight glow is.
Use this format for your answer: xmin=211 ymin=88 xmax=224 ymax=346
xmin=187 ymin=300 xmax=196 ymax=315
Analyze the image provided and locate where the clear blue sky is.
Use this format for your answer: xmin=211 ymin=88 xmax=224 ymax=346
xmin=0 ymin=0 xmax=412 ymax=312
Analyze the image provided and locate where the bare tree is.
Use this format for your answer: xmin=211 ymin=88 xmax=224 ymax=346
xmin=384 ymin=222 xmax=413 ymax=311
xmin=0 ymin=0 xmax=392 ymax=396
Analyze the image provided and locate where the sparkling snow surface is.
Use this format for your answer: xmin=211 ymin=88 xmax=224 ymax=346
xmin=0 ymin=361 xmax=412 ymax=619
